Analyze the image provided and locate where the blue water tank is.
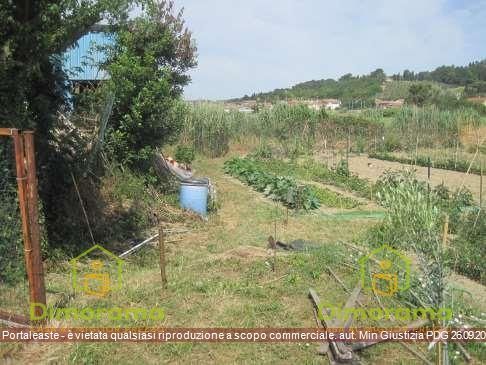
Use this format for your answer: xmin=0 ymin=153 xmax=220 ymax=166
xmin=179 ymin=179 xmax=209 ymax=216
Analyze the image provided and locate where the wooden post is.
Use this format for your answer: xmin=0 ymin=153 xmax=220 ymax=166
xmin=442 ymin=215 xmax=449 ymax=248
xmin=436 ymin=216 xmax=449 ymax=365
xmin=12 ymin=130 xmax=46 ymax=318
xmin=346 ymin=129 xmax=350 ymax=165
xmin=158 ymin=225 xmax=167 ymax=287
xmin=480 ymin=161 xmax=483 ymax=207
xmin=22 ymin=132 xmax=46 ymax=314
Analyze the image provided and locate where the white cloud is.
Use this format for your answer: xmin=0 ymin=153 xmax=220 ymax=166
xmin=175 ymin=0 xmax=485 ymax=99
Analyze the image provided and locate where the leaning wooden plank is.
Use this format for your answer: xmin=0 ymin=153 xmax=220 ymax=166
xmin=317 ymin=284 xmax=362 ymax=355
xmin=309 ymin=288 xmax=354 ymax=363
xmin=312 ymin=305 xmax=336 ymax=364
xmin=457 ymin=342 xmax=472 ymax=363
xmin=0 ymin=310 xmax=30 ymax=328
xmin=399 ymin=342 xmax=433 ymax=365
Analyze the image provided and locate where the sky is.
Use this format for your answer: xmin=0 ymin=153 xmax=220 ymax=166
xmin=174 ymin=0 xmax=486 ymax=100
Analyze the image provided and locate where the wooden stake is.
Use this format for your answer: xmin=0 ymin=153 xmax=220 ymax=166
xmin=158 ymin=225 xmax=167 ymax=287
xmin=346 ymin=129 xmax=350 ymax=165
xmin=480 ymin=160 xmax=483 ymax=207
xmin=22 ymin=132 xmax=46 ymax=317
xmin=12 ymin=130 xmax=46 ymax=319
xmin=442 ymin=215 xmax=449 ymax=248
xmin=71 ymin=171 xmax=95 ymax=245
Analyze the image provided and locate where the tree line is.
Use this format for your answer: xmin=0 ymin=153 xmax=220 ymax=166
xmin=238 ymin=60 xmax=486 ymax=103
xmin=392 ymin=60 xmax=486 ymax=96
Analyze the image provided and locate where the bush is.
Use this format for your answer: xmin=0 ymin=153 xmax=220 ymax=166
xmin=174 ymin=145 xmax=195 ymax=165
xmin=335 ymin=159 xmax=350 ymax=177
xmin=380 ymin=134 xmax=402 ymax=152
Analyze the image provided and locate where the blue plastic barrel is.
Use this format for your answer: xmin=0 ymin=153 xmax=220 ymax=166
xmin=179 ymin=179 xmax=209 ymax=215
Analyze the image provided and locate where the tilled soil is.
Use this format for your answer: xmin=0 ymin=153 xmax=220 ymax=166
xmin=347 ymin=155 xmax=483 ymax=202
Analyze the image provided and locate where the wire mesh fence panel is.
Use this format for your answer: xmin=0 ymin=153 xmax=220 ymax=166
xmin=0 ymin=138 xmax=29 ymax=317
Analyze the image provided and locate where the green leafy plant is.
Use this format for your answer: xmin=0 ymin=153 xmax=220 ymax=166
xmin=335 ymin=159 xmax=350 ymax=177
xmin=174 ymin=145 xmax=195 ymax=165
xmin=224 ymin=157 xmax=320 ymax=210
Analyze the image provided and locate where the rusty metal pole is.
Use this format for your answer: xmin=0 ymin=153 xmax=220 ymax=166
xmin=22 ymin=132 xmax=46 ymax=314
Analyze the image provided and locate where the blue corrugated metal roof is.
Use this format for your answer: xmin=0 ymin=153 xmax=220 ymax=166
xmin=64 ymin=32 xmax=113 ymax=81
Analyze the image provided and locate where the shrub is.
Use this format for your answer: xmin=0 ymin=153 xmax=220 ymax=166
xmin=174 ymin=145 xmax=195 ymax=165
xmin=335 ymin=159 xmax=350 ymax=177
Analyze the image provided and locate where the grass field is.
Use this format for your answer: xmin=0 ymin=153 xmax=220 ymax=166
xmin=2 ymin=153 xmax=485 ymax=364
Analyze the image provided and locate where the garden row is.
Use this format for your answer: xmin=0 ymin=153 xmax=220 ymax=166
xmin=249 ymin=147 xmax=373 ymax=199
xmin=369 ymin=152 xmax=483 ymax=175
xmin=224 ymin=157 xmax=360 ymax=210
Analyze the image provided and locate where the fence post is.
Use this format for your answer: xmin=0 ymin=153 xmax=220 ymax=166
xmin=158 ymin=225 xmax=167 ymax=288
xmin=480 ymin=160 xmax=483 ymax=207
xmin=23 ymin=132 xmax=46 ymax=314
xmin=12 ymin=130 xmax=46 ymax=318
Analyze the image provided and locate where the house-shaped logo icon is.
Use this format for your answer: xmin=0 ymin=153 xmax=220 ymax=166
xmin=359 ymin=245 xmax=411 ymax=296
xmin=70 ymin=245 xmax=123 ymax=297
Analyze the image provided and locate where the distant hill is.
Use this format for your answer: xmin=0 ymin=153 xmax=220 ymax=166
xmin=235 ymin=59 xmax=486 ymax=104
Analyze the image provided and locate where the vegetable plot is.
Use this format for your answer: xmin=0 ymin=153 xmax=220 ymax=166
xmin=224 ymin=158 xmax=320 ymax=210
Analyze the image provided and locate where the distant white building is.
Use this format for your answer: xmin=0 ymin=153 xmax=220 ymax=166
xmin=321 ymin=99 xmax=341 ymax=110
xmin=294 ymin=99 xmax=341 ymax=111
xmin=238 ymin=107 xmax=253 ymax=113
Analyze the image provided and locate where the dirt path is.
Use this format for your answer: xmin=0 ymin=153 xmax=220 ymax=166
xmin=347 ymin=155 xmax=483 ymax=201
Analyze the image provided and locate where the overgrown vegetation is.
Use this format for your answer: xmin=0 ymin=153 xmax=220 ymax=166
xmin=0 ymin=0 xmax=197 ymax=281
xmin=0 ymin=142 xmax=24 ymax=284
xmin=101 ymin=1 xmax=196 ymax=172
xmin=450 ymin=209 xmax=486 ymax=284
xmin=182 ymin=103 xmax=383 ymax=159
xmin=388 ymin=105 xmax=482 ymax=149
xmin=180 ymin=103 xmax=232 ymax=157
xmin=370 ymin=171 xmax=478 ymax=284
xmin=174 ymin=145 xmax=195 ymax=165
